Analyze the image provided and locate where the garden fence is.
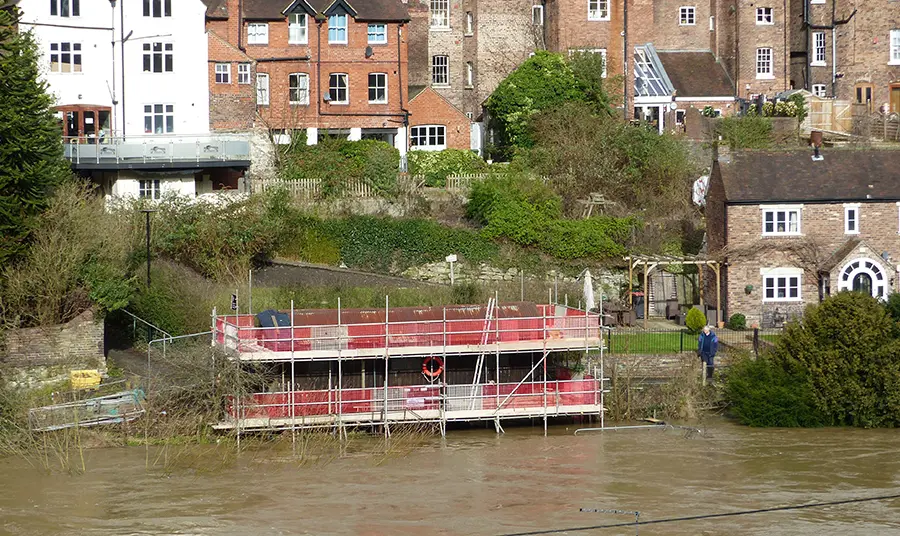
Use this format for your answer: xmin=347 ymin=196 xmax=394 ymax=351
xmin=604 ymin=327 xmax=783 ymax=357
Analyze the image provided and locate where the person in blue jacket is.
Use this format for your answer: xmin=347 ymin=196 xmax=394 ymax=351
xmin=697 ymin=325 xmax=718 ymax=380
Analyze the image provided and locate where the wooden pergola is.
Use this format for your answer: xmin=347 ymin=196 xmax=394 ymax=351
xmin=627 ymin=255 xmax=723 ymax=329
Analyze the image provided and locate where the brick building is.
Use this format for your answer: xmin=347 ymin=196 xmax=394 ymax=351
xmin=407 ymin=86 xmax=471 ymax=150
xmin=205 ymin=0 xmax=411 ymax=153
xmin=543 ymin=0 xmax=800 ymax=129
xmin=706 ymin=149 xmax=900 ymax=327
xmin=407 ymin=0 xmax=541 ymax=122
xmin=789 ymin=0 xmax=900 ymax=112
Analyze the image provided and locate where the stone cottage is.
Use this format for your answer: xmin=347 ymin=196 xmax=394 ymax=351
xmin=706 ymin=149 xmax=900 ymax=327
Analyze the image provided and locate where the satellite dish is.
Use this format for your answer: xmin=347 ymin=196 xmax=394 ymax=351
xmin=323 ymin=92 xmax=331 ymax=102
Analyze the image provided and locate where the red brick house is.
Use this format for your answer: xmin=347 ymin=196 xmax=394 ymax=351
xmin=205 ymin=0 xmax=411 ymax=153
xmin=706 ymin=149 xmax=900 ymax=327
xmin=407 ymin=86 xmax=471 ymax=150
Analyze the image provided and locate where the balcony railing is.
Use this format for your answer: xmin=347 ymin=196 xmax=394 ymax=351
xmin=62 ymin=134 xmax=251 ymax=165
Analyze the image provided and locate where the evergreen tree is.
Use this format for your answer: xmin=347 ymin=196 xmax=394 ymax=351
xmin=0 ymin=8 xmax=71 ymax=265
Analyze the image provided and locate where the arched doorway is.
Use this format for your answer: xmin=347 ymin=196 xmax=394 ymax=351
xmin=837 ymin=258 xmax=887 ymax=299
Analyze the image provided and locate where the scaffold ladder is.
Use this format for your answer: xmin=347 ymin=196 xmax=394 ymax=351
xmin=469 ymin=297 xmax=496 ymax=408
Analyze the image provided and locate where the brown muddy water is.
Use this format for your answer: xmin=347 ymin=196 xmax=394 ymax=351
xmin=1 ymin=418 xmax=899 ymax=536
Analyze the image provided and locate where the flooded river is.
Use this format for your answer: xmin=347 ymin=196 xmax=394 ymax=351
xmin=1 ymin=419 xmax=899 ymax=535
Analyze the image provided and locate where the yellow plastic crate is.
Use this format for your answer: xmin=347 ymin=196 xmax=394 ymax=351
xmin=70 ymin=369 xmax=102 ymax=390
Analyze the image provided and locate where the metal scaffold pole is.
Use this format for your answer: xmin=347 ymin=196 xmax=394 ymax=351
xmin=337 ymin=297 xmax=343 ymax=440
xmin=384 ymin=295 xmax=390 ymax=439
xmin=441 ymin=306 xmax=447 ymax=438
xmin=290 ymin=299 xmax=296 ymax=452
xmin=543 ymin=305 xmax=548 ymax=437
xmin=494 ymin=291 xmax=501 ymax=434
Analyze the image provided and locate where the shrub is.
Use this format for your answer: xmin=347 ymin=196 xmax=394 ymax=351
xmin=723 ymin=354 xmax=826 ymax=427
xmin=766 ymin=291 xmax=900 ymax=427
xmin=716 ymin=115 xmax=774 ymax=149
xmin=466 ymin=174 xmax=561 ymax=246
xmin=485 ymin=51 xmax=613 ymax=153
xmin=728 ymin=313 xmax=747 ymax=331
xmin=408 ymin=149 xmax=487 ymax=187
xmin=537 ymin=217 xmax=633 ymax=260
xmin=278 ymin=138 xmax=399 ymax=197
xmin=685 ymin=307 xmax=707 ymax=333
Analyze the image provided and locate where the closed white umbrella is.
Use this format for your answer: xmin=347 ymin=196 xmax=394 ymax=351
xmin=583 ymin=269 xmax=596 ymax=312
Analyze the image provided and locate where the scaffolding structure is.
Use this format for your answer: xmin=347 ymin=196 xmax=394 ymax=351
xmin=212 ymin=299 xmax=606 ymax=438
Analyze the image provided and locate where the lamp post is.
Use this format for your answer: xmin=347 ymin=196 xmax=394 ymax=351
xmin=140 ymin=208 xmax=156 ymax=341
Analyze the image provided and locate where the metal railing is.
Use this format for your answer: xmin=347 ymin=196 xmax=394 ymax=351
xmin=229 ymin=379 xmax=602 ymax=423
xmin=214 ymin=306 xmax=601 ymax=357
xmin=604 ymin=327 xmax=783 ymax=356
xmin=63 ymin=134 xmax=251 ymax=165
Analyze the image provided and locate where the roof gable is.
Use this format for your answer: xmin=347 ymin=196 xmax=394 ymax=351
xmin=322 ymin=0 xmax=357 ymax=18
xmin=718 ymin=150 xmax=900 ymax=204
xmin=408 ymin=86 xmax=469 ymax=123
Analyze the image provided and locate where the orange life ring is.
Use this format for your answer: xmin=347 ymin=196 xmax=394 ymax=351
xmin=422 ymin=356 xmax=444 ymax=378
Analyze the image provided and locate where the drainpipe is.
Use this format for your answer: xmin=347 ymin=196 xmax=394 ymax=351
xmin=397 ymin=23 xmax=409 ymax=162
xmin=120 ymin=0 xmax=126 ymax=138
xmin=622 ymin=0 xmax=628 ymax=121
xmin=238 ymin=0 xmax=245 ymax=52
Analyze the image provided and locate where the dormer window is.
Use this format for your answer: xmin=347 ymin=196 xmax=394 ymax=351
xmin=289 ymin=14 xmax=308 ymax=45
xmin=762 ymin=205 xmax=802 ymax=236
xmin=844 ymin=203 xmax=860 ymax=234
xmin=329 ymin=13 xmax=348 ymax=44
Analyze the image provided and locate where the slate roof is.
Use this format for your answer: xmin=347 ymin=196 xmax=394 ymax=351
xmin=656 ymin=51 xmax=734 ymax=98
xmin=243 ymin=0 xmax=409 ymax=21
xmin=201 ymin=0 xmax=229 ymax=19
xmin=717 ymin=150 xmax=900 ymax=204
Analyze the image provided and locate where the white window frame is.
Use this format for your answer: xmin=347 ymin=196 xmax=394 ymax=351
xmin=49 ymin=42 xmax=82 ymax=73
xmin=588 ymin=0 xmax=609 ymax=21
xmin=256 ymin=73 xmax=270 ymax=106
xmin=289 ymin=73 xmax=310 ymax=105
xmin=533 ymin=5 xmax=544 ymax=25
xmin=432 ymin=55 xmax=449 ymax=86
xmin=368 ymin=24 xmax=388 ymax=45
xmin=139 ymin=179 xmax=161 ymax=200
xmin=430 ymin=0 xmax=450 ymax=29
xmin=465 ymin=12 xmax=474 ymax=35
xmin=891 ymin=30 xmax=900 ymax=66
xmin=142 ymin=0 xmax=171 ymax=17
xmin=762 ymin=268 xmax=803 ymax=303
xmin=465 ymin=62 xmax=474 ymax=88
xmin=248 ymin=23 xmax=269 ymax=45
xmin=844 ymin=203 xmax=860 ymax=235
xmin=289 ymin=14 xmax=308 ymax=45
xmin=761 ymin=205 xmax=802 ymax=236
xmin=328 ymin=13 xmax=348 ymax=44
xmin=756 ymin=7 xmax=773 ymax=25
xmin=143 ymin=103 xmax=174 ymax=134
xmin=756 ymin=47 xmax=774 ymax=79
xmin=215 ymin=63 xmax=230 ymax=84
xmin=812 ymin=32 xmax=826 ymax=66
xmin=810 ymin=0 xmax=825 ymax=4
xmin=50 ymin=0 xmax=80 ymax=17
xmin=237 ymin=63 xmax=251 ymax=84
xmin=368 ymin=72 xmax=387 ymax=104
xmin=328 ymin=73 xmax=349 ymax=104
xmin=410 ymin=125 xmax=447 ymax=151
xmin=812 ymin=84 xmax=826 ymax=97
xmin=679 ymin=6 xmax=696 ymax=26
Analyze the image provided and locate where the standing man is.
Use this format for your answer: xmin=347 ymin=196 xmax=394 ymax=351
xmin=698 ymin=325 xmax=718 ymax=381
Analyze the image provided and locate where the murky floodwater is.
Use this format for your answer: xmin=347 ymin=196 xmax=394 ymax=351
xmin=1 ymin=419 xmax=899 ymax=535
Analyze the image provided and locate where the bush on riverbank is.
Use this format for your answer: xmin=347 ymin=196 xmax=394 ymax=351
xmin=724 ymin=292 xmax=900 ymax=428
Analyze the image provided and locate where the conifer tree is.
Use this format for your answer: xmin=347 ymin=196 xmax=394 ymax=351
xmin=0 ymin=7 xmax=71 ymax=264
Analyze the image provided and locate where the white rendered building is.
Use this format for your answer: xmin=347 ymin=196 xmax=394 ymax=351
xmin=16 ymin=0 xmax=249 ymax=199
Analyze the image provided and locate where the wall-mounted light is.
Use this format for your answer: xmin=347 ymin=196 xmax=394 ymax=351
xmin=744 ymin=284 xmax=754 ymax=295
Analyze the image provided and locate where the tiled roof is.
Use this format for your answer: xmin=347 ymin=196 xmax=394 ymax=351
xmin=718 ymin=150 xmax=900 ymax=203
xmin=656 ymin=51 xmax=734 ymax=98
xmin=243 ymin=0 xmax=410 ymax=21
xmin=200 ymin=0 xmax=228 ymax=18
